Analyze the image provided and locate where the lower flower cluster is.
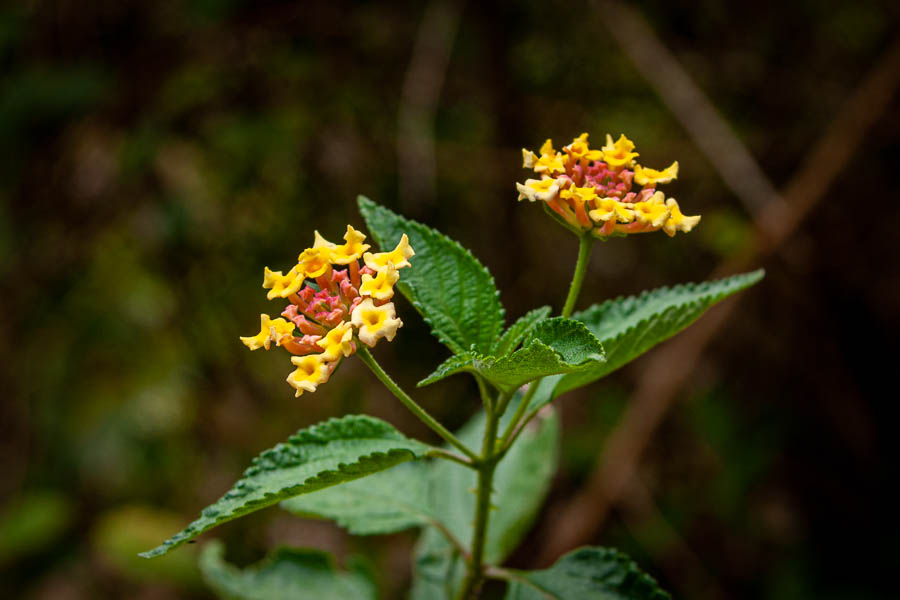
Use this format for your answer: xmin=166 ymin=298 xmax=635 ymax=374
xmin=516 ymin=133 xmax=700 ymax=238
xmin=240 ymin=226 xmax=414 ymax=397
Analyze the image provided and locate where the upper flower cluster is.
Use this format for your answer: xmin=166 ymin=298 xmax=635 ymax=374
xmin=516 ymin=133 xmax=700 ymax=238
xmin=240 ymin=226 xmax=414 ymax=397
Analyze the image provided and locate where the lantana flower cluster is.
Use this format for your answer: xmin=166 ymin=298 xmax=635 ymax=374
xmin=516 ymin=133 xmax=700 ymax=238
xmin=240 ymin=226 xmax=414 ymax=397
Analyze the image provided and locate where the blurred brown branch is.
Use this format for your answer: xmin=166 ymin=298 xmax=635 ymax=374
xmin=594 ymin=0 xmax=785 ymax=220
xmin=538 ymin=14 xmax=900 ymax=565
xmin=397 ymin=0 xmax=463 ymax=210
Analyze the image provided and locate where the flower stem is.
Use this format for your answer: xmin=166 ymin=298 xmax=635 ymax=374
xmin=561 ymin=234 xmax=594 ymax=318
xmin=498 ymin=235 xmax=595 ymax=454
xmin=458 ymin=399 xmax=503 ymax=599
xmin=457 ymin=234 xmax=598 ymax=598
xmin=497 ymin=380 xmax=540 ymax=451
xmin=357 ymin=346 xmax=478 ymax=461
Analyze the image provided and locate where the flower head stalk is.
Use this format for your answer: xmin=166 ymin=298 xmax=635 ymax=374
xmin=516 ymin=132 xmax=700 ymax=239
xmin=241 ymin=226 xmax=414 ymax=397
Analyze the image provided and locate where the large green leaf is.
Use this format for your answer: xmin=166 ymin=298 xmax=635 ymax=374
xmin=492 ymin=306 xmax=551 ymax=356
xmin=551 ymin=270 xmax=764 ymax=400
xmin=504 ymin=546 xmax=670 ymax=600
xmin=412 ymin=401 xmax=560 ymax=599
xmin=357 ymin=196 xmax=504 ymax=355
xmin=141 ymin=415 xmax=429 ymax=558
xmin=200 ymin=541 xmax=375 ymax=600
xmin=280 ymin=461 xmax=433 ymax=535
xmin=419 ymin=318 xmax=605 ymax=393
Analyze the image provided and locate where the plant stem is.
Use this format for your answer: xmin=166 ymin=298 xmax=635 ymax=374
xmin=425 ymin=448 xmax=475 ymax=468
xmin=561 ymin=234 xmax=594 ymax=318
xmin=495 ymin=235 xmax=596 ymax=457
xmin=447 ymin=235 xmax=599 ymax=598
xmin=458 ymin=402 xmax=501 ymax=599
xmin=497 ymin=381 xmax=539 ymax=451
xmin=357 ymin=346 xmax=478 ymax=461
xmin=499 ymin=403 xmax=544 ymax=455
xmin=476 ymin=376 xmax=494 ymax=413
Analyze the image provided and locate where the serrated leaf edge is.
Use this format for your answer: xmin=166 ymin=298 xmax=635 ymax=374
xmin=507 ymin=545 xmax=671 ymax=600
xmin=418 ymin=319 xmax=605 ymax=390
xmin=493 ymin=305 xmax=552 ymax=356
xmin=140 ymin=415 xmax=426 ymax=558
xmin=358 ymin=195 xmax=506 ymax=355
xmin=551 ymin=270 xmax=764 ymax=400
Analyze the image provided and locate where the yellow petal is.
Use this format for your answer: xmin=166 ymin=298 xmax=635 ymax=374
xmin=286 ymin=354 xmax=331 ymax=397
xmin=241 ymin=314 xmax=293 ymax=351
xmin=662 ymin=198 xmax=701 ymax=236
xmin=313 ymin=231 xmax=337 ymax=249
xmin=363 ymin=234 xmax=415 ymax=271
xmin=351 ymin=299 xmax=402 ymax=347
xmin=360 ymin=263 xmax=400 ymax=301
xmin=316 ymin=321 xmax=354 ymax=361
xmin=601 ymin=133 xmax=639 ymax=168
xmin=298 ymin=247 xmax=332 ymax=278
xmin=634 ymin=161 xmax=679 ymax=186
xmin=262 ymin=267 xmax=303 ymax=300
xmin=331 ymin=225 xmax=371 ymax=265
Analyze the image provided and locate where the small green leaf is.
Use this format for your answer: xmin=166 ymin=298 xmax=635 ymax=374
xmin=551 ymin=270 xmax=764 ymax=400
xmin=200 ymin=541 xmax=375 ymax=600
xmin=419 ymin=318 xmax=605 ymax=393
xmin=493 ymin=306 xmax=552 ymax=356
xmin=413 ymin=403 xmax=560 ymax=598
xmin=141 ymin=415 xmax=429 ymax=558
xmin=280 ymin=461 xmax=433 ymax=535
xmin=417 ymin=352 xmax=479 ymax=388
xmin=358 ymin=195 xmax=505 ymax=355
xmin=504 ymin=546 xmax=671 ymax=600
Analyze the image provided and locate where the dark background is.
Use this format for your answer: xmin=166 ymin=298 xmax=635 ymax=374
xmin=1 ymin=1 xmax=898 ymax=598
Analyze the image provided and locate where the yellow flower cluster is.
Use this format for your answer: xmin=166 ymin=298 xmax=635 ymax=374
xmin=240 ymin=226 xmax=414 ymax=397
xmin=517 ymin=133 xmax=700 ymax=238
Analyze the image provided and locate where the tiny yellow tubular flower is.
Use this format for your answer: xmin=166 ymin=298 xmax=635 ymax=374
xmin=330 ymin=225 xmax=371 ymax=265
xmin=589 ymin=198 xmax=635 ymax=223
xmin=565 ymin=132 xmax=590 ymax=158
xmin=534 ymin=152 xmax=566 ymax=175
xmin=351 ymin=299 xmax=402 ymax=347
xmin=298 ymin=247 xmax=332 ymax=278
xmin=663 ymin=198 xmax=702 ymax=237
xmin=363 ymin=234 xmax=415 ymax=271
xmin=634 ymin=194 xmax=670 ymax=228
xmin=241 ymin=314 xmax=294 ymax=351
xmin=516 ymin=177 xmax=560 ymax=202
xmin=286 ymin=354 xmax=331 ymax=397
xmin=564 ymin=132 xmax=604 ymax=162
xmin=360 ymin=263 xmax=400 ymax=301
xmin=601 ymin=133 xmax=639 ymax=168
xmin=316 ymin=321 xmax=355 ymax=361
xmin=560 ymin=185 xmax=598 ymax=205
xmin=525 ymin=139 xmax=564 ymax=175
xmin=262 ymin=266 xmax=303 ymax=300
xmin=522 ymin=148 xmax=537 ymax=169
xmin=634 ymin=161 xmax=679 ymax=186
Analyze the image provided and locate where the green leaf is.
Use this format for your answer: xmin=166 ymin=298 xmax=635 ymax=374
xmin=357 ymin=195 xmax=504 ymax=355
xmin=551 ymin=270 xmax=764 ymax=400
xmin=504 ymin=546 xmax=670 ymax=600
xmin=141 ymin=415 xmax=429 ymax=558
xmin=418 ymin=318 xmax=605 ymax=393
xmin=200 ymin=541 xmax=375 ymax=600
xmin=493 ymin=306 xmax=552 ymax=356
xmin=280 ymin=461 xmax=433 ymax=535
xmin=412 ymin=402 xmax=560 ymax=599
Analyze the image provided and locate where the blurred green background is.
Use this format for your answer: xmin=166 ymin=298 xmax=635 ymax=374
xmin=2 ymin=1 xmax=898 ymax=598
